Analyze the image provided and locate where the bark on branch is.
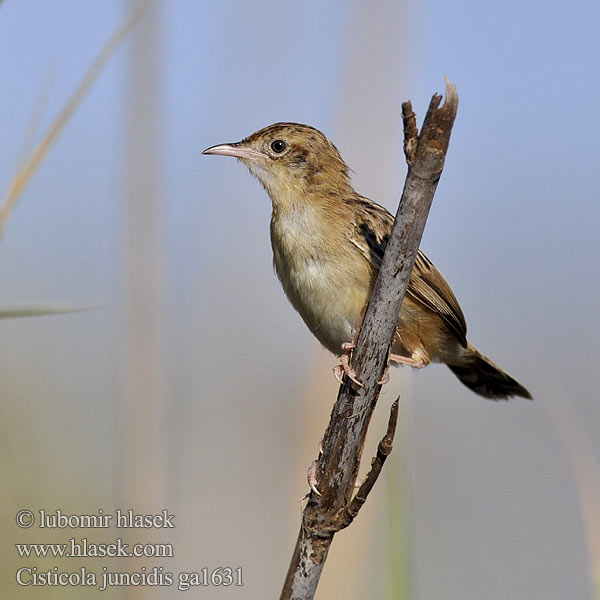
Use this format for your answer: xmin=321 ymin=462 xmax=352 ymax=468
xmin=280 ymin=79 xmax=459 ymax=600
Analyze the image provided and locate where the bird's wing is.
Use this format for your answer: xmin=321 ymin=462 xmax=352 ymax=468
xmin=346 ymin=197 xmax=468 ymax=345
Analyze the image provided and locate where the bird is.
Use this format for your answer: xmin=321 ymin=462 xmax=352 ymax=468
xmin=202 ymin=122 xmax=531 ymax=400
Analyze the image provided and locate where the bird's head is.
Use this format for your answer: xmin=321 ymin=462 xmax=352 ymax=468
xmin=203 ymin=122 xmax=353 ymax=206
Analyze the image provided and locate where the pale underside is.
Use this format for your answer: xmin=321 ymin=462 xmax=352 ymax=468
xmin=270 ymin=196 xmax=468 ymax=367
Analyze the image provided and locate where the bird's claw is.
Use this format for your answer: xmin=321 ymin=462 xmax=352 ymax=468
xmin=334 ymin=343 xmax=390 ymax=387
xmin=378 ymin=367 xmax=390 ymax=386
xmin=333 ymin=345 xmax=363 ymax=387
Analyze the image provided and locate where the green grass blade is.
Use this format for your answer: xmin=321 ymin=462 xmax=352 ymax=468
xmin=0 ymin=304 xmax=99 ymax=319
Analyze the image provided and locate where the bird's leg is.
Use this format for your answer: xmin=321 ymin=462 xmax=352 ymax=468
xmin=389 ymin=352 xmax=428 ymax=369
xmin=333 ymin=305 xmax=368 ymax=387
xmin=375 ymin=353 xmax=423 ymax=386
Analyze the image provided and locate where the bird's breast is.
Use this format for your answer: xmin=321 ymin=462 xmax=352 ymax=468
xmin=270 ymin=208 xmax=372 ymax=354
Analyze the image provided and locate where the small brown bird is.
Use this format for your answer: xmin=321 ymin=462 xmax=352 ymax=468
xmin=203 ymin=123 xmax=531 ymax=400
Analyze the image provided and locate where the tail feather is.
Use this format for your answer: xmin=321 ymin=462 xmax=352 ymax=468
xmin=448 ymin=344 xmax=532 ymax=400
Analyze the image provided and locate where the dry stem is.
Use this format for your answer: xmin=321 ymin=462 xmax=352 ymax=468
xmin=280 ymin=79 xmax=459 ymax=600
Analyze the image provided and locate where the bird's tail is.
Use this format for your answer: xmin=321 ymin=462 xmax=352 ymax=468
xmin=447 ymin=343 xmax=532 ymax=400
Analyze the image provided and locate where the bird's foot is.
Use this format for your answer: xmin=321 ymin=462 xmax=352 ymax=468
xmin=334 ymin=342 xmax=393 ymax=386
xmin=333 ymin=350 xmax=363 ymax=387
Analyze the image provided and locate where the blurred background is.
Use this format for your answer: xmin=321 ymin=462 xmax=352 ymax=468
xmin=1 ymin=0 xmax=599 ymax=598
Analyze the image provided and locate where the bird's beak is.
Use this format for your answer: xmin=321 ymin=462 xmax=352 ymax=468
xmin=202 ymin=142 xmax=264 ymax=161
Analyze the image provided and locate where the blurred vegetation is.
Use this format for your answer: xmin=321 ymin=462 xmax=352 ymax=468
xmin=1 ymin=6 xmax=142 ymax=599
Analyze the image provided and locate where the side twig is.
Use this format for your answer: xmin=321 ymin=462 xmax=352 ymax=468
xmin=280 ymin=78 xmax=459 ymax=600
xmin=331 ymin=397 xmax=400 ymax=531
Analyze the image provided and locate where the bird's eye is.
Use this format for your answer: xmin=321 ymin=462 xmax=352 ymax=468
xmin=270 ymin=140 xmax=287 ymax=153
